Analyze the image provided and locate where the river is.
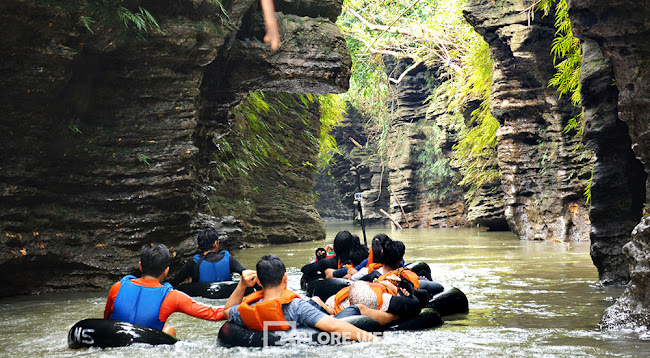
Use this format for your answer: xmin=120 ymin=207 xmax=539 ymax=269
xmin=1 ymin=222 xmax=648 ymax=357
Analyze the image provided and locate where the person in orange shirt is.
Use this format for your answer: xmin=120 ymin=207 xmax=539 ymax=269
xmin=104 ymin=243 xmax=227 ymax=336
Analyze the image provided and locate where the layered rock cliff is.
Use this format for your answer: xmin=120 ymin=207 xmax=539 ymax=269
xmin=568 ymin=0 xmax=650 ymax=332
xmin=313 ymin=104 xmax=389 ymax=224
xmin=0 ymin=0 xmax=350 ymax=295
xmin=315 ymin=58 xmax=506 ymax=228
xmin=464 ymin=0 xmax=592 ymax=241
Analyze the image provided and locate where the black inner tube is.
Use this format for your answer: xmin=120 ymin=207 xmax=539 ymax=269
xmin=217 ymin=315 xmax=382 ymax=347
xmin=175 ymin=281 xmax=257 ymax=299
xmin=68 ymin=319 xmax=177 ymax=349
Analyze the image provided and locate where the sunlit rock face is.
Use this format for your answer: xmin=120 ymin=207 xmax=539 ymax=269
xmin=0 ymin=0 xmax=349 ymax=295
xmin=314 ymin=58 xmax=506 ymax=229
xmin=383 ymin=59 xmax=470 ymax=228
xmin=569 ymin=0 xmax=650 ymax=331
xmin=464 ymin=0 xmax=592 ymax=241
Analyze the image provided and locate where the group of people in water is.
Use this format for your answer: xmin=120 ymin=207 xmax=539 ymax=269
xmin=103 ymin=228 xmax=433 ymax=342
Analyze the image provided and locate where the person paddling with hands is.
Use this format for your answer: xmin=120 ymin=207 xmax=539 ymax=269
xmin=104 ymin=243 xmax=227 ymax=337
xmin=224 ymin=254 xmax=380 ymax=342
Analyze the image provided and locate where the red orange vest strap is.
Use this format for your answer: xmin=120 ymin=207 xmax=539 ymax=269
xmin=367 ymin=262 xmax=383 ymax=273
xmin=238 ymin=289 xmax=301 ymax=331
xmin=378 ymin=268 xmax=421 ymax=289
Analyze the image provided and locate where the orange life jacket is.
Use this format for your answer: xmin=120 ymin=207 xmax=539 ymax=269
xmin=367 ymin=249 xmax=374 ymax=265
xmin=367 ymin=262 xmax=383 ymax=273
xmin=332 ymin=283 xmax=388 ymax=314
xmin=238 ymin=289 xmax=301 ymax=331
xmin=378 ymin=268 xmax=420 ymax=289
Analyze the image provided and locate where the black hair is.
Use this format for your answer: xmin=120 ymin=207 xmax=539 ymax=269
xmin=140 ymin=243 xmax=171 ymax=277
xmin=382 ymin=240 xmax=405 ymax=269
xmin=333 ymin=231 xmax=368 ymax=266
xmin=348 ymin=245 xmax=369 ymax=266
xmin=197 ymin=228 xmax=219 ymax=251
xmin=315 ymin=248 xmax=327 ymax=261
xmin=371 ymin=233 xmax=392 ymax=264
xmin=256 ymin=254 xmax=286 ymax=287
xmin=333 ymin=231 xmax=355 ymax=257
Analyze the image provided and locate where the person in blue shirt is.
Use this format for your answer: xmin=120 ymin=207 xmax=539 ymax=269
xmin=169 ymin=228 xmax=246 ymax=285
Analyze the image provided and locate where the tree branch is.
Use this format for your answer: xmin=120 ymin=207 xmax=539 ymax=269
xmin=344 ymin=5 xmax=457 ymax=66
xmin=388 ymin=61 xmax=422 ymax=84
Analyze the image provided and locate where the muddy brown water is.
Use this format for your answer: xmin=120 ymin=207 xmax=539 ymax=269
xmin=1 ymin=222 xmax=649 ymax=357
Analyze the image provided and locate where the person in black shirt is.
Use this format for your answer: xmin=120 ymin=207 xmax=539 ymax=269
xmin=168 ymin=228 xmax=246 ymax=286
xmin=301 ymin=231 xmax=368 ymax=284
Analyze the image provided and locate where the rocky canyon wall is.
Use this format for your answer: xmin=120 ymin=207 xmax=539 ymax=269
xmin=569 ymin=0 xmax=650 ymax=332
xmin=315 ymin=57 xmax=506 ymax=229
xmin=464 ymin=0 xmax=592 ymax=241
xmin=0 ymin=0 xmax=350 ymax=295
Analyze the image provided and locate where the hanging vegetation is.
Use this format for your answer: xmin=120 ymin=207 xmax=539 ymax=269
xmin=337 ymin=0 xmax=499 ymax=202
xmin=536 ymin=0 xmax=583 ymax=138
xmin=213 ymin=92 xmax=345 ymax=182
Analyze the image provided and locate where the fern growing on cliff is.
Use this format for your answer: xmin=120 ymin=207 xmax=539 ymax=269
xmin=316 ymin=95 xmax=346 ymax=167
xmin=438 ymin=34 xmax=500 ymax=202
xmin=213 ymin=91 xmax=344 ymax=181
xmin=116 ymin=4 xmax=160 ymax=32
xmin=536 ymin=0 xmax=592 ymax=201
xmin=536 ymin=0 xmax=583 ymax=137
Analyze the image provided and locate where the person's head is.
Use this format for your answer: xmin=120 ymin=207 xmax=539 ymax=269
xmin=348 ymin=239 xmax=369 ymax=266
xmin=334 ymin=231 xmax=368 ymax=266
xmin=315 ymin=248 xmax=327 ymax=261
xmin=333 ymin=231 xmax=355 ymax=257
xmin=256 ymin=254 xmax=287 ymax=288
xmin=371 ymin=233 xmax=392 ymax=264
xmin=382 ymin=240 xmax=405 ymax=269
xmin=197 ymin=228 xmax=220 ymax=252
xmin=139 ymin=243 xmax=171 ymax=278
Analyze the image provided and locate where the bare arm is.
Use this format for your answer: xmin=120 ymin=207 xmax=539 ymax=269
xmin=224 ymin=269 xmax=258 ymax=319
xmin=313 ymin=316 xmax=380 ymax=342
xmin=310 ymin=296 xmax=335 ymax=315
xmin=324 ymin=268 xmax=335 ymax=279
xmin=260 ymin=0 xmax=280 ymax=50
xmin=357 ymin=304 xmax=398 ymax=326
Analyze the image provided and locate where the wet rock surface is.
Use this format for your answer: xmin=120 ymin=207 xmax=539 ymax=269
xmin=0 ymin=0 xmax=349 ymax=295
xmin=464 ymin=0 xmax=592 ymax=241
xmin=569 ymin=0 xmax=650 ymax=332
xmin=580 ymin=39 xmax=646 ymax=286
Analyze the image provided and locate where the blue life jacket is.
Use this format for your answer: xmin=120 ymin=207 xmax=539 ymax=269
xmin=109 ymin=275 xmax=173 ymax=331
xmin=193 ymin=250 xmax=232 ymax=282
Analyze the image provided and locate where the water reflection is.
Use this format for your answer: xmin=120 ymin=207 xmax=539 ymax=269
xmin=0 ymin=223 xmax=647 ymax=357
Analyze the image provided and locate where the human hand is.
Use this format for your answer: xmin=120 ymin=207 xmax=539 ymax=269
xmin=260 ymin=0 xmax=281 ymax=50
xmin=263 ymin=26 xmax=281 ymax=50
xmin=240 ymin=270 xmax=260 ymax=287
